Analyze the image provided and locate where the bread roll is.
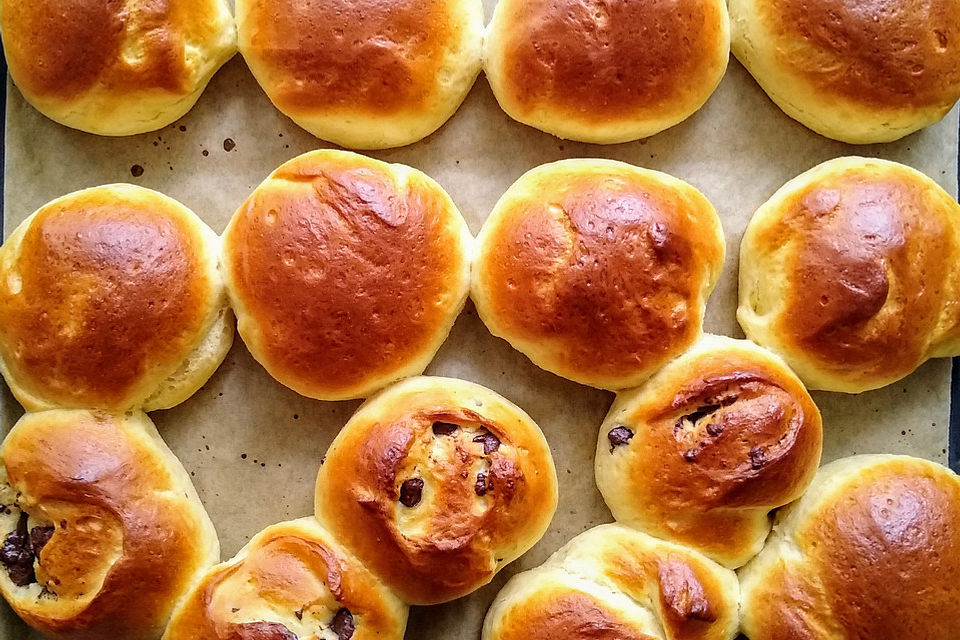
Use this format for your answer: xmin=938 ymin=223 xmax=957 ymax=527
xmin=484 ymin=0 xmax=730 ymax=143
xmin=222 ymin=150 xmax=472 ymax=401
xmin=236 ymin=0 xmax=483 ymax=149
xmin=740 ymin=455 xmax=960 ymax=640
xmin=0 ymin=410 xmax=218 ymax=640
xmin=0 ymin=184 xmax=233 ymax=412
xmin=738 ymin=157 xmax=960 ymax=393
xmin=473 ymin=159 xmax=725 ymax=390
xmin=0 ymin=0 xmax=236 ymax=136
xmin=595 ymin=335 xmax=822 ymax=568
xmin=482 ymin=523 xmax=739 ymax=640
xmin=314 ymin=376 xmax=558 ymax=605
xmin=164 ymin=517 xmax=408 ymax=640
xmin=730 ymin=0 xmax=960 ymax=143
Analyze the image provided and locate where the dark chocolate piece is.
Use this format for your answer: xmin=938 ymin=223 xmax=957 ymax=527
xmin=473 ymin=430 xmax=501 ymax=455
xmin=399 ymin=478 xmax=424 ymax=507
xmin=331 ymin=608 xmax=355 ymax=640
xmin=432 ymin=421 xmax=459 ymax=436
xmin=607 ymin=426 xmax=635 ymax=452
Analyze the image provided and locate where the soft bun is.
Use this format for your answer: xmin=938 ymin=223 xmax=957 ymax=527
xmin=0 ymin=184 xmax=233 ymax=412
xmin=236 ymin=0 xmax=483 ymax=149
xmin=314 ymin=376 xmax=558 ymax=605
xmin=482 ymin=524 xmax=739 ymax=640
xmin=740 ymin=455 xmax=960 ymax=640
xmin=484 ymin=0 xmax=730 ymax=143
xmin=473 ymin=159 xmax=725 ymax=390
xmin=738 ymin=157 xmax=960 ymax=393
xmin=595 ymin=335 xmax=822 ymax=568
xmin=730 ymin=0 xmax=960 ymax=143
xmin=0 ymin=0 xmax=236 ymax=136
xmin=0 ymin=410 xmax=218 ymax=640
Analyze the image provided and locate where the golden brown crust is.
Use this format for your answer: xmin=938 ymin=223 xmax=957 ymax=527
xmin=493 ymin=590 xmax=657 ymax=640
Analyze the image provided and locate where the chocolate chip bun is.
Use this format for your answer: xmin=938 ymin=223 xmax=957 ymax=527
xmin=0 ymin=184 xmax=233 ymax=412
xmin=473 ymin=159 xmax=725 ymax=390
xmin=164 ymin=517 xmax=408 ymax=640
xmin=738 ymin=157 xmax=960 ymax=393
xmin=595 ymin=335 xmax=822 ymax=568
xmin=0 ymin=410 xmax=219 ymax=640
xmin=236 ymin=0 xmax=483 ymax=149
xmin=740 ymin=455 xmax=960 ymax=640
xmin=730 ymin=0 xmax=960 ymax=143
xmin=484 ymin=0 xmax=730 ymax=143
xmin=314 ymin=376 xmax=558 ymax=605
xmin=222 ymin=151 xmax=472 ymax=401
xmin=482 ymin=524 xmax=739 ymax=640
xmin=0 ymin=0 xmax=236 ymax=136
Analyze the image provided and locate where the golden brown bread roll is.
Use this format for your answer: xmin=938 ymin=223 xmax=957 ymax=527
xmin=595 ymin=335 xmax=822 ymax=568
xmin=0 ymin=184 xmax=234 ymax=412
xmin=730 ymin=0 xmax=960 ymax=143
xmin=0 ymin=0 xmax=236 ymax=136
xmin=222 ymin=150 xmax=472 ymax=401
xmin=164 ymin=517 xmax=408 ymax=640
xmin=484 ymin=0 xmax=730 ymax=143
xmin=314 ymin=376 xmax=558 ymax=605
xmin=738 ymin=157 xmax=960 ymax=393
xmin=0 ymin=410 xmax=219 ymax=640
xmin=236 ymin=0 xmax=483 ymax=149
xmin=740 ymin=455 xmax=960 ymax=640
xmin=473 ymin=159 xmax=725 ymax=390
xmin=482 ymin=524 xmax=739 ymax=640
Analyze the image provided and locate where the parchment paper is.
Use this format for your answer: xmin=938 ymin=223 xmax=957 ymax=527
xmin=1 ymin=1 xmax=958 ymax=636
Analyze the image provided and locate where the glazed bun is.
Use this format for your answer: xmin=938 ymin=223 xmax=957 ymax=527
xmin=595 ymin=335 xmax=822 ymax=568
xmin=0 ymin=410 xmax=219 ymax=640
xmin=0 ymin=0 xmax=236 ymax=136
xmin=484 ymin=0 xmax=730 ymax=143
xmin=0 ymin=184 xmax=233 ymax=412
xmin=223 ymin=151 xmax=471 ymax=401
xmin=738 ymin=157 xmax=960 ymax=393
xmin=740 ymin=455 xmax=960 ymax=640
xmin=473 ymin=159 xmax=725 ymax=390
xmin=236 ymin=0 xmax=483 ymax=149
xmin=314 ymin=376 xmax=558 ymax=605
xmin=730 ymin=0 xmax=960 ymax=143
xmin=164 ymin=517 xmax=408 ymax=640
xmin=483 ymin=524 xmax=739 ymax=640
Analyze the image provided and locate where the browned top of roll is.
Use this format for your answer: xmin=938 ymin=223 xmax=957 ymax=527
xmin=494 ymin=590 xmax=656 ymax=640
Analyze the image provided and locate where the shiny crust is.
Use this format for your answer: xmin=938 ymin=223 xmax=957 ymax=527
xmin=740 ymin=455 xmax=960 ymax=640
xmin=164 ymin=517 xmax=408 ymax=640
xmin=0 ymin=410 xmax=218 ymax=640
xmin=314 ymin=376 xmax=558 ymax=605
xmin=595 ymin=335 xmax=822 ymax=568
xmin=473 ymin=159 xmax=725 ymax=390
xmin=482 ymin=524 xmax=739 ymax=640
xmin=738 ymin=157 xmax=960 ymax=393
xmin=484 ymin=0 xmax=730 ymax=143
xmin=222 ymin=151 xmax=472 ymax=401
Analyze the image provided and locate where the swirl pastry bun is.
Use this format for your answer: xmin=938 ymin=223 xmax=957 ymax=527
xmin=314 ymin=376 xmax=558 ymax=605
xmin=0 ymin=410 xmax=218 ymax=640
xmin=738 ymin=157 xmax=960 ymax=393
xmin=0 ymin=184 xmax=233 ymax=412
xmin=473 ymin=159 xmax=725 ymax=390
xmin=595 ymin=335 xmax=822 ymax=568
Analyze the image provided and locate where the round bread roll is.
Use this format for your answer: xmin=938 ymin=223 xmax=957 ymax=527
xmin=0 ymin=410 xmax=219 ymax=640
xmin=740 ymin=455 xmax=960 ymax=640
xmin=595 ymin=334 xmax=822 ymax=568
xmin=0 ymin=0 xmax=236 ymax=136
xmin=484 ymin=0 xmax=730 ymax=143
xmin=314 ymin=376 xmax=558 ymax=605
xmin=236 ymin=0 xmax=483 ymax=149
xmin=0 ymin=184 xmax=234 ymax=412
xmin=222 ymin=150 xmax=472 ymax=401
xmin=473 ymin=159 xmax=725 ymax=390
xmin=730 ymin=0 xmax=960 ymax=143
xmin=164 ymin=517 xmax=408 ymax=640
xmin=482 ymin=523 xmax=739 ymax=640
xmin=738 ymin=157 xmax=960 ymax=393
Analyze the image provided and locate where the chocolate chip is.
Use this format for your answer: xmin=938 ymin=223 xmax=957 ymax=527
xmin=399 ymin=478 xmax=424 ymax=507
xmin=231 ymin=608 xmax=240 ymax=613
xmin=684 ymin=404 xmax=722 ymax=424
xmin=682 ymin=449 xmax=699 ymax=462
xmin=234 ymin=621 xmax=297 ymax=640
xmin=432 ymin=421 xmax=458 ymax=436
xmin=294 ymin=608 xmax=303 ymax=620
xmin=0 ymin=512 xmax=35 ymax=586
xmin=29 ymin=526 xmax=54 ymax=555
xmin=475 ymin=472 xmax=490 ymax=496
xmin=706 ymin=422 xmax=724 ymax=437
xmin=607 ymin=426 xmax=635 ymax=451
xmin=473 ymin=430 xmax=501 ymax=454
xmin=331 ymin=608 xmax=355 ymax=640
xmin=749 ymin=446 xmax=767 ymax=470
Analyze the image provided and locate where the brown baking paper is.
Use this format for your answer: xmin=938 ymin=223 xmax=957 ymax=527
xmin=1 ymin=1 xmax=958 ymax=636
